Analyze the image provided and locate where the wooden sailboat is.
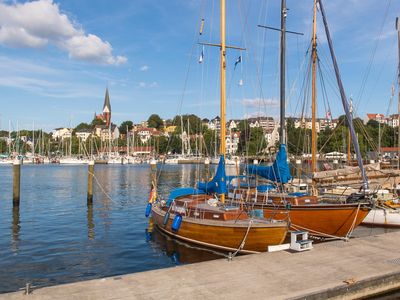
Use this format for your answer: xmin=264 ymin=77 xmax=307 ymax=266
xmin=229 ymin=0 xmax=372 ymax=239
xmin=150 ymin=0 xmax=288 ymax=253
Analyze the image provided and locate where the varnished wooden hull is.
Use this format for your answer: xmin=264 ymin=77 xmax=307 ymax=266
xmin=260 ymin=203 xmax=371 ymax=237
xmin=152 ymin=206 xmax=287 ymax=253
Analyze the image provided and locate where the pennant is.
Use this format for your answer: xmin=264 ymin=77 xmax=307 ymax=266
xmin=234 ymin=55 xmax=242 ymax=69
xmin=199 ymin=46 xmax=204 ymax=63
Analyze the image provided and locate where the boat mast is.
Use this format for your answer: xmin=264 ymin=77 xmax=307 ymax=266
xmin=311 ymin=0 xmax=317 ymax=172
xmin=318 ymin=0 xmax=369 ymax=189
xmin=127 ymin=125 xmax=129 ymax=157
xmin=279 ymin=0 xmax=286 ymax=144
xmin=220 ymin=0 xmax=226 ymax=155
xmin=32 ymin=121 xmax=35 ymax=159
xmin=220 ymin=0 xmax=226 ymax=202
xmin=396 ymin=17 xmax=400 ymax=169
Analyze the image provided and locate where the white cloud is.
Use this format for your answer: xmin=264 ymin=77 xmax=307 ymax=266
xmin=138 ymin=81 xmax=157 ymax=88
xmin=242 ymin=98 xmax=279 ymax=108
xmin=140 ymin=65 xmax=149 ymax=71
xmin=0 ymin=0 xmax=127 ymax=65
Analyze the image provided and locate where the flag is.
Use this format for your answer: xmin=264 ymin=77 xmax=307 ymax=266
xmin=234 ymin=55 xmax=242 ymax=69
xmin=326 ymin=110 xmax=331 ymax=119
xmin=199 ymin=46 xmax=204 ymax=63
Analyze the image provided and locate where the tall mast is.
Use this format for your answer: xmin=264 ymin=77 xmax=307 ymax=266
xmin=219 ymin=0 xmax=226 ymax=203
xmin=396 ymin=17 xmax=400 ymax=169
xmin=220 ymin=0 xmax=226 ymax=155
xmin=279 ymin=0 xmax=287 ymax=144
xmin=127 ymin=125 xmax=129 ymax=157
xmin=318 ymin=0 xmax=369 ymax=189
xmin=180 ymin=116 xmax=184 ymax=156
xmin=32 ymin=121 xmax=35 ymax=158
xmin=311 ymin=0 xmax=317 ymax=172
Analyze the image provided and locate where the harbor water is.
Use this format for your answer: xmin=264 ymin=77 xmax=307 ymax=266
xmin=0 ymin=164 xmax=398 ymax=293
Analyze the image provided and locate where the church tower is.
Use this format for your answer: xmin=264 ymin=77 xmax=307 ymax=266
xmin=103 ymin=88 xmax=111 ymax=127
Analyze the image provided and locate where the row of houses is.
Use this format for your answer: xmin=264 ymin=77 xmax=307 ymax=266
xmin=366 ymin=113 xmax=400 ymax=127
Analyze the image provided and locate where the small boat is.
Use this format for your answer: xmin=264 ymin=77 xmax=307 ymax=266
xmin=59 ymin=157 xmax=89 ymax=165
xmin=148 ymin=0 xmax=288 ymax=253
xmin=152 ymin=189 xmax=287 ymax=253
xmin=229 ymin=146 xmax=371 ymax=238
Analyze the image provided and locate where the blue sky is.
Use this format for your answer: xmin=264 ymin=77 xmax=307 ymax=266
xmin=0 ymin=0 xmax=399 ymax=131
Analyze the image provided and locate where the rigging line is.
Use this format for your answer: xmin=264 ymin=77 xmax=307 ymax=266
xmin=355 ymin=0 xmax=392 ymax=109
xmin=363 ymin=37 xmax=398 ymax=109
xmin=318 ymin=117 xmax=345 ymax=153
xmin=385 ymin=78 xmax=397 ymax=117
xmin=317 ymin=59 xmax=334 ymax=121
xmin=157 ymin=2 xmax=209 ymax=178
xmin=317 ymin=53 xmax=341 ymax=100
xmin=288 ymin=41 xmax=312 ymax=118
xmin=292 ymin=44 xmax=312 ymax=118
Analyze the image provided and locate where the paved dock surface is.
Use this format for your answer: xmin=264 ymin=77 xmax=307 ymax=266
xmin=1 ymin=231 xmax=400 ymax=300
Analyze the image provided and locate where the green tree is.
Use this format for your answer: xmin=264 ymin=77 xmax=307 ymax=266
xmin=119 ymin=120 xmax=133 ymax=134
xmin=148 ymin=114 xmax=163 ymax=129
xmin=91 ymin=118 xmax=105 ymax=126
xmin=74 ymin=123 xmax=92 ymax=133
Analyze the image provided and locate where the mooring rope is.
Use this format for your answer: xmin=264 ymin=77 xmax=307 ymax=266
xmin=230 ymin=218 xmax=254 ymax=259
xmin=345 ymin=202 xmax=361 ymax=240
xmin=89 ymin=171 xmax=122 ymax=206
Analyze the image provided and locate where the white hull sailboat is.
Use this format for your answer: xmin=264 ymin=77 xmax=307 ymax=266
xmin=59 ymin=157 xmax=89 ymax=165
xmin=363 ymin=206 xmax=400 ymax=227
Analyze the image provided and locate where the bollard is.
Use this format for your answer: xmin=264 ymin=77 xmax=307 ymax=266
xmin=87 ymin=160 xmax=94 ymax=205
xmin=13 ymin=159 xmax=21 ymax=207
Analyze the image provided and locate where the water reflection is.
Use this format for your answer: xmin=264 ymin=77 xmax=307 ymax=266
xmin=11 ymin=206 xmax=20 ymax=253
xmin=0 ymin=164 xmax=398 ymax=294
xmin=146 ymin=215 xmax=222 ymax=265
xmin=87 ymin=204 xmax=95 ymax=240
xmin=149 ymin=225 xmax=222 ymax=264
xmin=145 ymin=218 xmax=154 ymax=242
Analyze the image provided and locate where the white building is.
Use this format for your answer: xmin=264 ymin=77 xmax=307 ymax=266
xmin=208 ymin=116 xmax=221 ymax=131
xmin=135 ymin=127 xmax=161 ymax=143
xmin=52 ymin=128 xmax=72 ymax=141
xmin=94 ymin=124 xmax=120 ymax=142
xmin=226 ymin=132 xmax=240 ymax=154
xmin=387 ymin=114 xmax=400 ymax=128
xmin=76 ymin=129 xmax=92 ymax=142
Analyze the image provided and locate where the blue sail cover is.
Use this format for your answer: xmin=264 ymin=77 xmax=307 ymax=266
xmin=166 ymin=187 xmax=205 ymax=207
xmin=247 ymin=144 xmax=291 ymax=184
xmin=198 ymin=155 xmax=227 ymax=194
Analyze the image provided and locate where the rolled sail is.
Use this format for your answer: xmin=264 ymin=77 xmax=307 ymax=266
xmin=198 ymin=155 xmax=227 ymax=194
xmin=247 ymin=144 xmax=291 ymax=184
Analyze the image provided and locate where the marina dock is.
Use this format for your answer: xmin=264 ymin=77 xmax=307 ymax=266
xmin=1 ymin=230 xmax=400 ymax=300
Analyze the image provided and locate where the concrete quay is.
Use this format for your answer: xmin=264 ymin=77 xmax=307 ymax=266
xmin=1 ymin=231 xmax=400 ymax=300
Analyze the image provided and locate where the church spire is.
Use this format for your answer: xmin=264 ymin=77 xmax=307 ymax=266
xmin=102 ymin=88 xmax=111 ymax=126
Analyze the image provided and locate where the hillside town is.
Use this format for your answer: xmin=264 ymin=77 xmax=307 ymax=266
xmin=1 ymin=88 xmax=400 ymax=161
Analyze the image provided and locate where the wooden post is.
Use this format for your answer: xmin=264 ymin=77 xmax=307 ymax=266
xmin=87 ymin=160 xmax=94 ymax=205
xmin=13 ymin=159 xmax=21 ymax=207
